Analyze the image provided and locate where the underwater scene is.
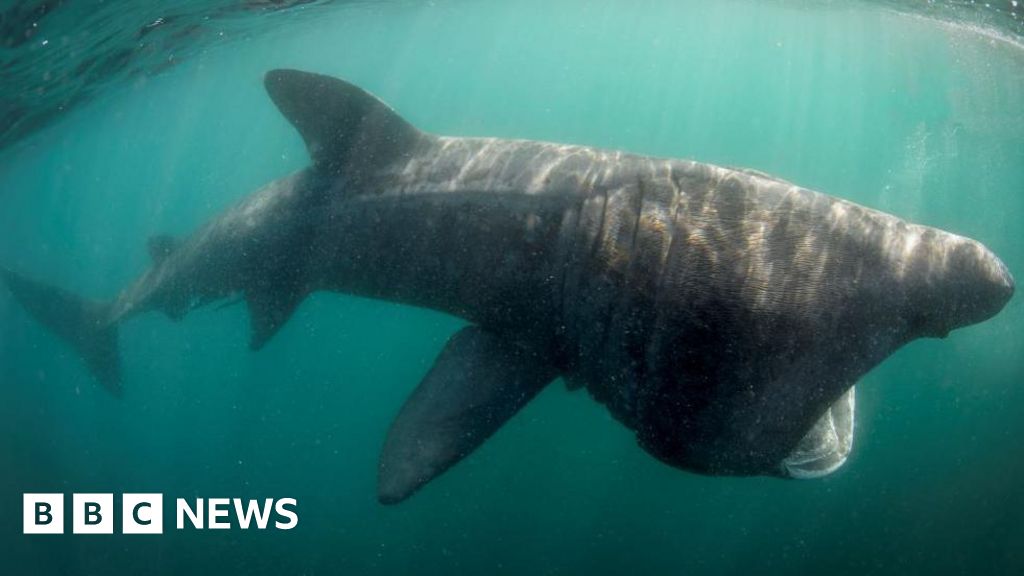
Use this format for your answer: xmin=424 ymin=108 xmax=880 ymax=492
xmin=1 ymin=1 xmax=1022 ymax=574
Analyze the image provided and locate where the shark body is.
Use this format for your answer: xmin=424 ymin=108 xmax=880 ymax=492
xmin=2 ymin=70 xmax=1013 ymax=503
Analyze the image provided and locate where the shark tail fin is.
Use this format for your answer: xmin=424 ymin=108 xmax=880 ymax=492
xmin=1 ymin=268 xmax=122 ymax=396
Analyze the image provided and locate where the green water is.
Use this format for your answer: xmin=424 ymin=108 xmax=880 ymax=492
xmin=1 ymin=1 xmax=1022 ymax=574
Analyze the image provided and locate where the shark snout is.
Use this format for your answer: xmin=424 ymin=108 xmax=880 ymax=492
xmin=989 ymin=252 xmax=1014 ymax=297
xmin=945 ymin=239 xmax=1014 ymax=331
xmin=984 ymin=250 xmax=1014 ymax=312
xmin=903 ymin=232 xmax=1013 ymax=338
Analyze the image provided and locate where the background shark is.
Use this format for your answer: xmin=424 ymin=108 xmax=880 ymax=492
xmin=1 ymin=69 xmax=1014 ymax=504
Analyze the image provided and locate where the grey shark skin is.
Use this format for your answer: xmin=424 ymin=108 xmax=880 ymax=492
xmin=1 ymin=70 xmax=1014 ymax=504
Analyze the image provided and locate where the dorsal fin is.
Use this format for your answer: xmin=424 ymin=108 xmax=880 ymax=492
xmin=263 ymin=69 xmax=426 ymax=174
xmin=147 ymin=234 xmax=178 ymax=265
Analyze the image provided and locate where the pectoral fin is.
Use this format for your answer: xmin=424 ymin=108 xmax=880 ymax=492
xmin=378 ymin=326 xmax=557 ymax=504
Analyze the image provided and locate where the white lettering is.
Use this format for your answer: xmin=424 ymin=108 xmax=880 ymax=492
xmin=176 ymin=498 xmax=203 ymax=529
xmin=208 ymin=498 xmax=230 ymax=529
xmin=274 ymin=498 xmax=298 ymax=530
xmin=233 ymin=498 xmax=273 ymax=529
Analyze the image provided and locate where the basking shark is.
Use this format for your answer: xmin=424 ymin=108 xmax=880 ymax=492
xmin=2 ymin=70 xmax=1013 ymax=504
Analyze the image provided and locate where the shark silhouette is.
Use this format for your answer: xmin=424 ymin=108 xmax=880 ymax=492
xmin=2 ymin=70 xmax=1013 ymax=503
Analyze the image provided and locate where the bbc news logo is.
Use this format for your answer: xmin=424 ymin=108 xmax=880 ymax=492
xmin=24 ymin=494 xmax=298 ymax=534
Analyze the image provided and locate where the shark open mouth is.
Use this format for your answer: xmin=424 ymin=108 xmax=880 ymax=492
xmin=781 ymin=386 xmax=856 ymax=479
